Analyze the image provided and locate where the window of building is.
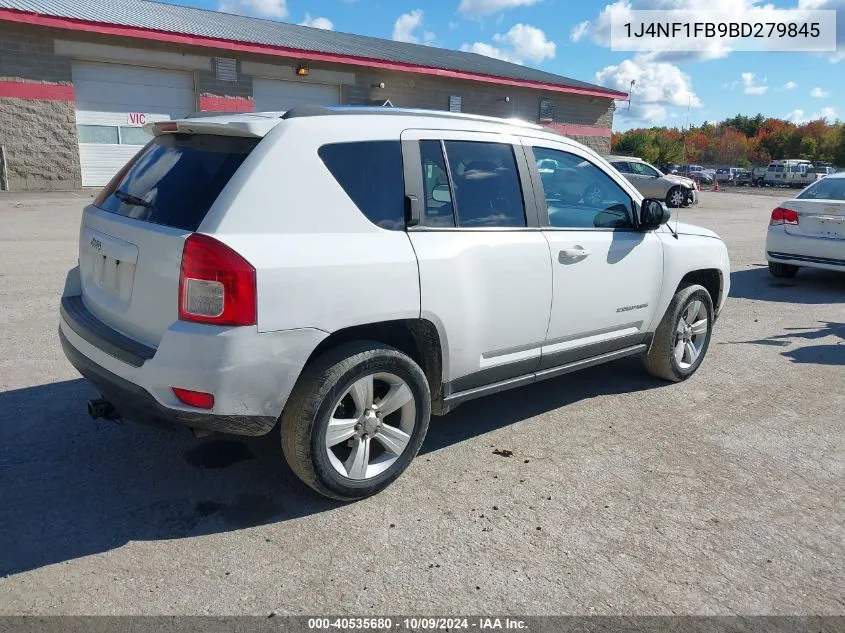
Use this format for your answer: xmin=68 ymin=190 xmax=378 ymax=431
xmin=533 ymin=146 xmax=633 ymax=229
xmin=77 ymin=125 xmax=119 ymax=144
xmin=442 ymin=141 xmax=526 ymax=228
xmin=539 ymin=99 xmax=555 ymax=122
xmin=449 ymin=95 xmax=462 ymax=113
xmin=319 ymin=141 xmax=406 ymax=230
xmin=119 ymin=126 xmax=153 ymax=145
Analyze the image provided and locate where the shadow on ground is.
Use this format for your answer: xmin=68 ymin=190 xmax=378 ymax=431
xmin=0 ymin=358 xmax=663 ymax=577
xmin=726 ymin=320 xmax=845 ymax=367
xmin=730 ymin=266 xmax=845 ymax=304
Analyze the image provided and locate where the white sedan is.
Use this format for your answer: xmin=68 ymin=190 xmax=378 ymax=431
xmin=766 ymin=172 xmax=845 ymax=278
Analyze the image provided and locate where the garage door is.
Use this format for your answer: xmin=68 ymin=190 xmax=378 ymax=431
xmin=252 ymin=78 xmax=339 ymax=112
xmin=73 ymin=62 xmax=195 ymax=187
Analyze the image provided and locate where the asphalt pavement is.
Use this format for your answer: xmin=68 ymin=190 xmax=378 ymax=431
xmin=0 ymin=189 xmax=842 ymax=615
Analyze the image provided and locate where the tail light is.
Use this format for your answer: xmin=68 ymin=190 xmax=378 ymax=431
xmin=770 ymin=207 xmax=799 ymax=226
xmin=179 ymin=234 xmax=256 ymax=326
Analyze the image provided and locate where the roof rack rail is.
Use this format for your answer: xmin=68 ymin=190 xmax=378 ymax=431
xmin=280 ymin=105 xmax=543 ymax=128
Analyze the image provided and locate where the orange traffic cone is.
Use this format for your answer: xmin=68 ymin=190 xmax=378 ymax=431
xmin=695 ymin=180 xmax=701 ymax=191
xmin=712 ymin=179 xmax=720 ymax=192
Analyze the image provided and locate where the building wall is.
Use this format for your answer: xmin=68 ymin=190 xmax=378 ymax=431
xmin=343 ymin=67 xmax=614 ymax=153
xmin=0 ymin=22 xmax=615 ymax=190
xmin=0 ymin=24 xmax=81 ymax=189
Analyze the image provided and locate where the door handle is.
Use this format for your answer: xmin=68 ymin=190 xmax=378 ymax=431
xmin=559 ymin=246 xmax=590 ymax=262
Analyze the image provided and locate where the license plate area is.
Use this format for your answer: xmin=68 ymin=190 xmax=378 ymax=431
xmin=817 ymin=216 xmax=845 ymax=238
xmin=81 ymin=227 xmax=139 ymax=303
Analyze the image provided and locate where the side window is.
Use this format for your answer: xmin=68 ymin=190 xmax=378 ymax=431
xmin=631 ymin=163 xmax=657 ymax=178
xmin=532 ymin=146 xmax=633 ymax=229
xmin=419 ymin=140 xmax=456 ymax=227
xmin=318 ymin=141 xmax=405 ymax=230
xmin=442 ymin=141 xmax=527 ymax=228
xmin=611 ymin=161 xmax=630 ymax=173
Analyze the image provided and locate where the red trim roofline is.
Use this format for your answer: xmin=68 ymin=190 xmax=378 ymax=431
xmin=0 ymin=8 xmax=628 ymax=100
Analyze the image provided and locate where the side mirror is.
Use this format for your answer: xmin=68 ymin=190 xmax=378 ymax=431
xmin=640 ymin=198 xmax=672 ymax=228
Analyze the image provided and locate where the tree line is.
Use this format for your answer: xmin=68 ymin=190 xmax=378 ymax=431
xmin=612 ymin=114 xmax=845 ymax=168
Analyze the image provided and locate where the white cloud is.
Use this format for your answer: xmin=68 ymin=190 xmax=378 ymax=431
xmin=570 ymin=20 xmax=590 ymax=42
xmin=299 ymin=13 xmax=333 ymax=30
xmin=594 ymin=54 xmax=701 ymax=124
xmin=458 ymin=0 xmax=540 ymax=17
xmin=448 ymin=20 xmax=460 ymax=30
xmin=492 ymin=24 xmax=556 ymax=62
xmin=392 ymin=10 xmax=436 ymax=44
xmin=462 ymin=23 xmax=554 ymax=65
xmin=460 ymin=42 xmax=523 ymax=64
xmin=783 ymin=81 xmax=798 ymax=90
xmin=722 ymin=80 xmax=738 ymax=89
xmin=786 ymin=106 xmax=838 ymax=123
xmin=810 ymin=87 xmax=829 ymax=97
xmin=786 ymin=108 xmax=805 ymax=123
xmin=217 ymin=0 xmax=287 ymax=18
xmin=741 ymin=72 xmax=768 ymax=95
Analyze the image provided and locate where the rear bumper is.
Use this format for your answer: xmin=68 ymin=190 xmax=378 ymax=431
xmin=60 ymin=328 xmax=277 ymax=435
xmin=59 ymin=288 xmax=328 ymax=435
xmin=766 ymin=228 xmax=845 ymax=272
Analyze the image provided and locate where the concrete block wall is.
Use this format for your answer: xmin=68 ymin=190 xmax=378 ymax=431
xmin=0 ymin=24 xmax=80 ymax=190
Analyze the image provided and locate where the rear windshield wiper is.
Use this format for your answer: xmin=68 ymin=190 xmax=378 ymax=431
xmin=114 ymin=190 xmax=152 ymax=208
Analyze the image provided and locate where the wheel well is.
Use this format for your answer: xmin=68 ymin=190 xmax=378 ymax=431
xmin=679 ymin=269 xmax=722 ymax=311
xmin=305 ymin=319 xmax=444 ymax=410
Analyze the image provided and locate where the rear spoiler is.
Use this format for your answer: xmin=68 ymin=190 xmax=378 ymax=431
xmin=143 ymin=118 xmax=280 ymax=138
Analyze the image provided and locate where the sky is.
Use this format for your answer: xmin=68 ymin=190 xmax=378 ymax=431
xmin=175 ymin=0 xmax=844 ymax=131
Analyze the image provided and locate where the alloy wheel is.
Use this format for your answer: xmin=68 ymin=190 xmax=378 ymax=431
xmin=324 ymin=372 xmax=417 ymax=480
xmin=669 ymin=188 xmax=685 ymax=207
xmin=674 ymin=299 xmax=709 ymax=369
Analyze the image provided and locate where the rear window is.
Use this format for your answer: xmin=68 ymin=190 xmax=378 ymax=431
xmin=318 ymin=141 xmax=406 ymax=230
xmin=95 ymin=134 xmax=258 ymax=232
xmin=798 ymin=178 xmax=845 ymax=200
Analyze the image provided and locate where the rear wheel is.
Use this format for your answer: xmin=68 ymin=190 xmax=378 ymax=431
xmin=666 ymin=186 xmax=685 ymax=208
xmin=645 ymin=284 xmax=714 ymax=382
xmin=281 ymin=341 xmax=431 ymax=500
xmin=768 ymin=262 xmax=799 ymax=278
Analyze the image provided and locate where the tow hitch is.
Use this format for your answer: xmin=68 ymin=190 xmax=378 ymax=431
xmin=87 ymin=397 xmax=121 ymax=421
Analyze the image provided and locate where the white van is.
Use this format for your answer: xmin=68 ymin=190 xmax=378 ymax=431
xmin=764 ymin=159 xmax=813 ymax=187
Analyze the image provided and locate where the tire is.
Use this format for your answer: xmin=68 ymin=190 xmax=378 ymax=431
xmin=666 ymin=186 xmax=685 ymax=208
xmin=645 ymin=284 xmax=714 ymax=382
xmin=281 ymin=341 xmax=431 ymax=501
xmin=768 ymin=261 xmax=799 ymax=279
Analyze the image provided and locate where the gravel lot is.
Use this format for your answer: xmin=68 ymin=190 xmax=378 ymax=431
xmin=0 ymin=189 xmax=842 ymax=615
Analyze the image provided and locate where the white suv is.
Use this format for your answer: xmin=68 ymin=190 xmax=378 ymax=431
xmin=59 ymin=107 xmax=731 ymax=500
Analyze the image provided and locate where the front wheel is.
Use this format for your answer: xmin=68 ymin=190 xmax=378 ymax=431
xmin=281 ymin=342 xmax=431 ymax=500
xmin=768 ymin=262 xmax=799 ymax=278
xmin=645 ymin=284 xmax=714 ymax=382
xmin=666 ymin=186 xmax=685 ymax=208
